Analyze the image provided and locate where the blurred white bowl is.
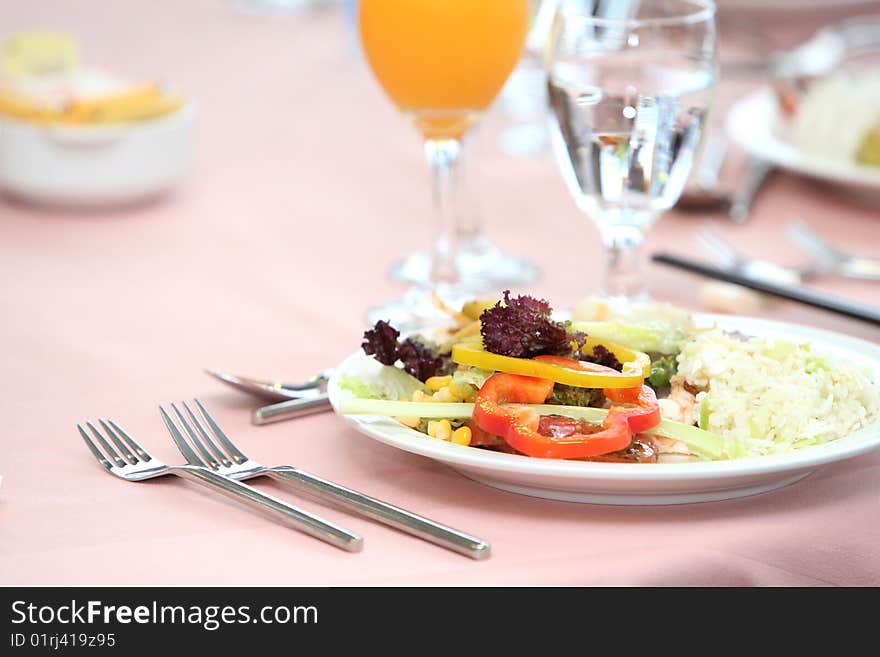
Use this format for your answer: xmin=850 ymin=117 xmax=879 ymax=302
xmin=0 ymin=100 xmax=195 ymax=208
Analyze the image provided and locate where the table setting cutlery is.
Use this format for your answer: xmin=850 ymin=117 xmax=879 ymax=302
xmin=786 ymin=220 xmax=880 ymax=281
xmin=651 ymin=251 xmax=880 ymax=326
xmin=204 ymin=368 xmax=332 ymax=402
xmin=78 ymin=399 xmax=491 ymax=559
xmin=695 ymin=225 xmax=824 ymax=285
xmin=251 ymin=395 xmax=333 ymax=425
xmin=695 ymin=221 xmax=880 ymax=285
xmin=78 ymin=416 xmax=363 ymax=552
xmin=727 ymin=157 xmax=775 ymax=224
xmin=164 ymin=398 xmax=490 ymax=560
xmin=204 ymin=368 xmax=333 ymax=423
xmin=676 ymin=141 xmax=774 ymax=223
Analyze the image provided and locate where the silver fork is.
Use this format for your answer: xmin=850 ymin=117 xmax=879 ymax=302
xmin=695 ymin=226 xmax=823 ymax=285
xmin=164 ymin=399 xmax=491 ymax=560
xmin=787 ymin=220 xmax=880 ymax=281
xmin=78 ymin=417 xmax=363 ymax=552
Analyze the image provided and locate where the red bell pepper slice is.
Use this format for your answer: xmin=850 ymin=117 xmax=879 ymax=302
xmin=472 ymin=356 xmax=661 ymax=460
xmin=534 ymin=355 xmax=661 ymax=434
xmin=472 ymin=373 xmax=631 ymax=459
xmin=603 ymin=385 xmax=661 ymax=434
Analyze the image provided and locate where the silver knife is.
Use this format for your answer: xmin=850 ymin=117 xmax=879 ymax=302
xmin=252 ymin=394 xmax=333 ymax=425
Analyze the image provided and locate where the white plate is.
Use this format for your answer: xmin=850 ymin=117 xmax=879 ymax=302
xmin=329 ymin=314 xmax=880 ymax=505
xmin=726 ymin=87 xmax=880 ymax=195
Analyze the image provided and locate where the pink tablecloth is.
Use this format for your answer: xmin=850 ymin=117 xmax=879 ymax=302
xmin=2 ymin=1 xmax=879 ymax=586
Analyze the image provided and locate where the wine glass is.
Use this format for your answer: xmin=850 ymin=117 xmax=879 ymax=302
xmin=388 ymin=134 xmax=541 ymax=292
xmin=545 ymin=0 xmax=717 ymax=301
xmin=391 ymin=0 xmax=558 ymax=292
xmin=359 ymin=0 xmax=531 ymax=329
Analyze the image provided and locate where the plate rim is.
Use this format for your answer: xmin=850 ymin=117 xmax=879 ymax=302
xmin=330 ymin=313 xmax=880 ymax=483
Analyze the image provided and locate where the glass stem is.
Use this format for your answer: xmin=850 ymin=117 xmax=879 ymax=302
xmin=424 ymin=137 xmax=462 ymax=289
xmin=455 ymin=133 xmax=483 ymax=245
xmin=599 ymin=223 xmax=647 ymax=300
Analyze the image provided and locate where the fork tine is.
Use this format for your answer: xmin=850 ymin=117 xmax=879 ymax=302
xmin=77 ymin=423 xmax=113 ymax=470
xmin=193 ymin=398 xmax=248 ymax=464
xmin=106 ymin=419 xmax=153 ymax=462
xmin=171 ymin=403 xmax=220 ymax=469
xmin=99 ymin=419 xmax=137 ymax=464
xmin=159 ymin=405 xmax=207 ymax=467
xmin=786 ymin=220 xmax=843 ymax=262
xmin=182 ymin=401 xmax=232 ymax=467
xmin=85 ymin=421 xmax=127 ymax=467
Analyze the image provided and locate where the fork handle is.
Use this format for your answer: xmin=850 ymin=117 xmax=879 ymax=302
xmin=173 ymin=466 xmax=362 ymax=552
xmin=266 ymin=466 xmax=491 ymax=560
xmin=252 ymin=395 xmax=332 ymax=425
xmin=729 ymin=158 xmax=773 ymax=224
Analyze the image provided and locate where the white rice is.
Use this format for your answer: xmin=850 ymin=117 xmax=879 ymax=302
xmin=675 ymin=329 xmax=880 ymax=458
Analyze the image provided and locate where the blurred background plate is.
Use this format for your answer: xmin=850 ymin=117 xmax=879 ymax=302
xmin=726 ymin=87 xmax=880 ymax=200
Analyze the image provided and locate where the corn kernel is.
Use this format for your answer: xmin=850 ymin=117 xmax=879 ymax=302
xmin=425 ymin=375 xmax=453 ymax=392
xmin=395 ymin=416 xmax=421 ymax=428
xmin=436 ymin=419 xmax=453 ymax=441
xmin=412 ymin=390 xmax=431 ymax=402
xmin=427 ymin=419 xmax=452 ymax=441
xmin=451 ymin=426 xmax=472 ymax=446
xmin=433 ymin=386 xmax=459 ymax=403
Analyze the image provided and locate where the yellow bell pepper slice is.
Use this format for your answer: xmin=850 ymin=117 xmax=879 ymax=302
xmin=450 ymin=338 xmax=650 ymax=389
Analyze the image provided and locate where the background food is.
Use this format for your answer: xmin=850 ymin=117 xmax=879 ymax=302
xmin=789 ymin=69 xmax=880 ymax=168
xmin=0 ymin=31 xmax=183 ymax=125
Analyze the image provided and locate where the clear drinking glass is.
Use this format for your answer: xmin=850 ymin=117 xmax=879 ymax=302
xmin=359 ymin=0 xmax=531 ymax=329
xmin=545 ymin=0 xmax=717 ymax=301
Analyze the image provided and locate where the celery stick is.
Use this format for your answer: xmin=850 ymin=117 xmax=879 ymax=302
xmin=336 ymin=399 xmax=724 ymax=459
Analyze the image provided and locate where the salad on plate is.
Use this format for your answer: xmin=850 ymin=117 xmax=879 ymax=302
xmin=335 ymin=292 xmax=880 ymax=464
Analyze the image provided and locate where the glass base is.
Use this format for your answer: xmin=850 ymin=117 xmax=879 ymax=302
xmin=390 ymin=235 xmax=540 ymax=291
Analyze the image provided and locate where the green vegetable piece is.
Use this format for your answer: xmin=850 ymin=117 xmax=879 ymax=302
xmin=648 ymin=355 xmax=677 ymax=390
xmin=338 ymin=374 xmax=381 ymax=399
xmin=339 ymin=367 xmax=428 ymax=401
xmin=547 ymin=384 xmax=604 ymax=408
xmin=451 ymin=366 xmax=493 ymax=390
xmin=336 ymin=399 xmax=725 ymax=460
xmin=699 ymin=393 xmax=712 ymax=430
xmin=570 ymin=320 xmax=686 ymax=355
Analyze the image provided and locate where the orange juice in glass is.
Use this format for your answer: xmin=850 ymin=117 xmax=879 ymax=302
xmin=359 ymin=0 xmax=529 ymax=326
